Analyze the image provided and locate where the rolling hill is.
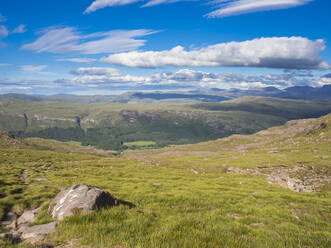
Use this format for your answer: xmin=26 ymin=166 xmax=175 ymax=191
xmin=0 ymin=113 xmax=330 ymax=247
xmin=1 ymin=97 xmax=331 ymax=150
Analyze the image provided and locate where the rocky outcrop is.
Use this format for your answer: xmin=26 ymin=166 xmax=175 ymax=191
xmin=0 ymin=207 xmax=54 ymax=244
xmin=226 ymin=165 xmax=330 ymax=192
xmin=48 ymin=184 xmax=119 ymax=220
xmin=1 ymin=185 xmax=120 ymax=245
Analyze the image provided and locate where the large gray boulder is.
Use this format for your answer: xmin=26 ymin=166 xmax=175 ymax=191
xmin=48 ymin=184 xmax=119 ymax=220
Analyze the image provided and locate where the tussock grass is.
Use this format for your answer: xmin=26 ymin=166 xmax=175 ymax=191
xmin=0 ymin=114 xmax=331 ymax=247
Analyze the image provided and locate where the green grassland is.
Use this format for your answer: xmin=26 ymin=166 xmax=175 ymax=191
xmin=1 ymin=97 xmax=331 ymax=150
xmin=0 ymin=113 xmax=330 ymax=247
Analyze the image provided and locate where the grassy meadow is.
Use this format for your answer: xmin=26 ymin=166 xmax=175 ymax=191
xmin=0 ymin=113 xmax=330 ymax=247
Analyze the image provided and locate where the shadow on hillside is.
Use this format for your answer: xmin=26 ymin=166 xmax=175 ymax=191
xmin=118 ymin=199 xmax=136 ymax=208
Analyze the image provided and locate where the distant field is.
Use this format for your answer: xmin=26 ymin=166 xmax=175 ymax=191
xmin=65 ymin=141 xmax=82 ymax=146
xmin=124 ymin=141 xmax=156 ymax=148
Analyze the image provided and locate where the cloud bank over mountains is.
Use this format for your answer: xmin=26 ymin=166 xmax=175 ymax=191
xmin=85 ymin=0 xmax=315 ymax=18
xmin=67 ymin=67 xmax=328 ymax=89
xmin=102 ymin=37 xmax=329 ymax=70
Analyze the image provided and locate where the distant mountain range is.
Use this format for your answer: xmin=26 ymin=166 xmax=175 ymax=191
xmin=114 ymin=84 xmax=331 ymax=103
xmin=1 ymin=84 xmax=330 ymax=103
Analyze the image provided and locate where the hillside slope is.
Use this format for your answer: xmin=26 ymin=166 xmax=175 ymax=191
xmin=1 ymin=97 xmax=331 ymax=150
xmin=0 ymin=114 xmax=330 ymax=247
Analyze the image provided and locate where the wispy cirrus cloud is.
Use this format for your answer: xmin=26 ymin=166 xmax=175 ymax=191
xmin=19 ymin=65 xmax=49 ymax=73
xmin=57 ymin=58 xmax=97 ymax=63
xmin=84 ymin=0 xmax=141 ymax=14
xmin=0 ymin=13 xmax=7 ymax=22
xmin=0 ymin=25 xmax=9 ymax=47
xmin=207 ymin=0 xmax=314 ymax=18
xmin=22 ymin=26 xmax=156 ymax=55
xmin=85 ymin=0 xmax=314 ymax=17
xmin=0 ymin=25 xmax=9 ymax=38
xmin=102 ymin=37 xmax=329 ymax=70
xmin=13 ymin=24 xmax=27 ymax=34
xmin=142 ymin=0 xmax=186 ymax=7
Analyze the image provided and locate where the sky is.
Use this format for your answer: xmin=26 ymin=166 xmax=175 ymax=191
xmin=0 ymin=0 xmax=331 ymax=95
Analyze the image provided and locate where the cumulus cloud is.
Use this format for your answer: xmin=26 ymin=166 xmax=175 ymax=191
xmin=69 ymin=67 xmax=147 ymax=85
xmin=85 ymin=0 xmax=314 ymax=17
xmin=317 ymin=73 xmax=331 ymax=86
xmin=70 ymin=67 xmax=122 ymax=76
xmin=207 ymin=0 xmax=314 ymax=18
xmin=13 ymin=24 xmax=27 ymax=34
xmin=102 ymin=37 xmax=329 ymax=70
xmin=57 ymin=58 xmax=97 ymax=63
xmin=2 ymin=67 xmax=327 ymax=94
xmin=322 ymin=73 xmax=331 ymax=78
xmin=67 ymin=67 xmax=321 ymax=89
xmin=22 ymin=26 xmax=156 ymax=55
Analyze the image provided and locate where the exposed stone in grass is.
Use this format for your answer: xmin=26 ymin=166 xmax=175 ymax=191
xmin=17 ymin=207 xmax=41 ymax=225
xmin=33 ymin=177 xmax=48 ymax=181
xmin=48 ymin=184 xmax=120 ymax=220
xmin=19 ymin=221 xmax=58 ymax=244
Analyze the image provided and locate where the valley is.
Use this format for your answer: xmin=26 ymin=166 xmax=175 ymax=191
xmin=0 ymin=112 xmax=330 ymax=247
xmin=1 ymin=96 xmax=331 ymax=151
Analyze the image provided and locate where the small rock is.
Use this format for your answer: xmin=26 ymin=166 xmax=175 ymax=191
xmin=17 ymin=207 xmax=41 ymax=225
xmin=33 ymin=177 xmax=48 ymax=181
xmin=153 ymin=183 xmax=162 ymax=187
xmin=0 ymin=211 xmax=17 ymax=227
xmin=191 ymin=169 xmax=199 ymax=174
xmin=20 ymin=222 xmax=58 ymax=243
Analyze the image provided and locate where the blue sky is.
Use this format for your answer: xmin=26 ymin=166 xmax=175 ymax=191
xmin=0 ymin=0 xmax=331 ymax=95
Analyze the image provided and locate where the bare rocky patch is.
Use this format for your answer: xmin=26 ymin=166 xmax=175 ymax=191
xmin=227 ymin=165 xmax=331 ymax=192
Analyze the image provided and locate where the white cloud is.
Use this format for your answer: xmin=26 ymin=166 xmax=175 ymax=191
xmin=57 ymin=58 xmax=97 ymax=63
xmin=22 ymin=27 xmax=156 ymax=55
xmin=142 ymin=0 xmax=185 ymax=7
xmin=0 ymin=25 xmax=9 ymax=38
xmin=85 ymin=0 xmax=140 ymax=13
xmin=69 ymin=67 xmax=147 ymax=85
xmin=85 ymin=0 xmax=314 ymax=17
xmin=207 ymin=0 xmax=314 ymax=18
xmin=70 ymin=67 xmax=122 ymax=76
xmin=0 ymin=63 xmax=11 ymax=67
xmin=102 ymin=37 xmax=329 ymax=70
xmin=67 ymin=67 xmax=319 ymax=89
xmin=13 ymin=24 xmax=27 ymax=34
xmin=19 ymin=65 xmax=48 ymax=73
xmin=0 ymin=13 xmax=7 ymax=22
xmin=0 ymin=25 xmax=9 ymax=47
xmin=317 ymin=73 xmax=331 ymax=86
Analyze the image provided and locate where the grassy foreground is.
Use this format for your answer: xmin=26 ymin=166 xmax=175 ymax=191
xmin=0 ymin=114 xmax=331 ymax=247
